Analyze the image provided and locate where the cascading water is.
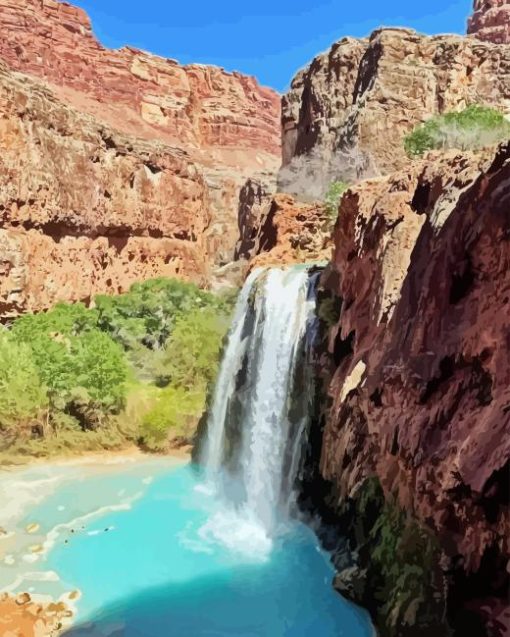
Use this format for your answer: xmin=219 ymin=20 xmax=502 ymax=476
xmin=8 ymin=265 xmax=373 ymax=636
xmin=200 ymin=266 xmax=320 ymax=555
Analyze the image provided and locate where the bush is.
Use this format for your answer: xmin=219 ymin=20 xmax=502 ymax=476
xmin=324 ymin=181 xmax=349 ymax=223
xmin=154 ymin=307 xmax=229 ymax=390
xmin=139 ymin=386 xmax=204 ymax=452
xmin=405 ymin=105 xmax=510 ymax=157
xmin=1 ymin=277 xmax=235 ymax=457
xmin=95 ymin=278 xmax=234 ymax=351
xmin=0 ymin=332 xmax=48 ymax=442
xmin=11 ymin=305 xmax=129 ymax=419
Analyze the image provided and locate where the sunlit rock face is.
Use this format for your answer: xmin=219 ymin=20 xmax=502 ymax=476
xmin=316 ymin=144 xmax=510 ymax=634
xmin=0 ymin=59 xmax=209 ymax=318
xmin=236 ymin=183 xmax=331 ymax=269
xmin=468 ymin=0 xmax=510 ymax=44
xmin=280 ymin=28 xmax=510 ymax=194
xmin=0 ymin=0 xmax=282 ymax=311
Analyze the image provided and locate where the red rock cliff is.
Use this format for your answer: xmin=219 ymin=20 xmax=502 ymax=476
xmin=0 ymin=58 xmax=209 ymax=318
xmin=280 ymin=29 xmax=510 ymax=196
xmin=468 ymin=0 xmax=510 ymax=44
xmin=311 ymin=145 xmax=510 ymax=635
xmin=0 ymin=0 xmax=282 ymax=298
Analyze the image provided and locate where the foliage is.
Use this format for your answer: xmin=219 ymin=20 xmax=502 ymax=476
xmin=1 ymin=277 xmax=235 ymax=458
xmin=317 ymin=295 xmax=342 ymax=329
xmin=404 ymin=105 xmax=510 ymax=157
xmin=95 ymin=278 xmax=234 ymax=351
xmin=139 ymin=386 xmax=204 ymax=452
xmin=0 ymin=331 xmax=48 ymax=442
xmin=352 ymin=478 xmax=445 ymax=635
xmin=324 ymin=181 xmax=349 ymax=223
xmin=11 ymin=307 xmax=129 ymax=418
xmin=154 ymin=308 xmax=229 ymax=389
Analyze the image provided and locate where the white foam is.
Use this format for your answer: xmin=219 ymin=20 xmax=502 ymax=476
xmin=197 ymin=508 xmax=272 ymax=562
xmin=2 ymin=570 xmax=60 ymax=593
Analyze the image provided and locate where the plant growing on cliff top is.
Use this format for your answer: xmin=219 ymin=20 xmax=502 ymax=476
xmin=404 ymin=105 xmax=510 ymax=157
xmin=324 ymin=181 xmax=349 ymax=224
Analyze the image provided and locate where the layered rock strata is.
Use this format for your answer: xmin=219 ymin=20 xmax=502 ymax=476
xmin=468 ymin=0 xmax=510 ymax=44
xmin=280 ymin=29 xmax=510 ymax=197
xmin=303 ymin=145 xmax=510 ymax=636
xmin=235 ymin=185 xmax=331 ymax=270
xmin=0 ymin=59 xmax=209 ymax=318
xmin=0 ymin=0 xmax=281 ymax=294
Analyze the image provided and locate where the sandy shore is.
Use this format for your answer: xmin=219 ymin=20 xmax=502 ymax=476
xmin=0 ymin=445 xmax=192 ymax=471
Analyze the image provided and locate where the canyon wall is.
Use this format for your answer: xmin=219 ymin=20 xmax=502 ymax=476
xmin=468 ymin=0 xmax=510 ymax=44
xmin=301 ymin=145 xmax=510 ymax=636
xmin=0 ymin=0 xmax=281 ymax=317
xmin=280 ymin=28 xmax=510 ymax=197
xmin=235 ymin=182 xmax=331 ymax=269
xmin=0 ymin=58 xmax=209 ymax=318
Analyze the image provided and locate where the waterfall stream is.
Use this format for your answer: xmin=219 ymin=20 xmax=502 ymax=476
xmin=200 ymin=266 xmax=319 ymax=555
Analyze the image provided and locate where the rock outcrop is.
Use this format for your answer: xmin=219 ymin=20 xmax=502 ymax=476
xmin=0 ymin=592 xmax=71 ymax=636
xmin=305 ymin=144 xmax=510 ymax=636
xmin=468 ymin=0 xmax=510 ymax=44
xmin=236 ymin=187 xmax=331 ymax=270
xmin=0 ymin=0 xmax=281 ymax=313
xmin=0 ymin=58 xmax=209 ymax=318
xmin=280 ymin=29 xmax=510 ymax=196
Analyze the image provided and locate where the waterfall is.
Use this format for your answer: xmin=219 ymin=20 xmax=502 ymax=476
xmin=200 ymin=266 xmax=319 ymax=554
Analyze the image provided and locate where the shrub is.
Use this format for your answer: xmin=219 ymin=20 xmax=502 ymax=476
xmin=154 ymin=307 xmax=229 ymax=390
xmin=324 ymin=181 xmax=349 ymax=223
xmin=95 ymin=278 xmax=234 ymax=351
xmin=405 ymin=105 xmax=510 ymax=157
xmin=139 ymin=386 xmax=204 ymax=452
xmin=1 ymin=277 xmax=235 ymax=457
xmin=11 ymin=306 xmax=129 ymax=419
xmin=352 ymin=478 xmax=444 ymax=633
xmin=0 ymin=332 xmax=48 ymax=442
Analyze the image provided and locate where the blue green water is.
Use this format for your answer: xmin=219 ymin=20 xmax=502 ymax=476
xmin=4 ymin=458 xmax=372 ymax=637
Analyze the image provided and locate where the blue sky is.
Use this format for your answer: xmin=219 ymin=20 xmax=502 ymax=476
xmin=72 ymin=0 xmax=472 ymax=91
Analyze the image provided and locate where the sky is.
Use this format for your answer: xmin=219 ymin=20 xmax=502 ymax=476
xmin=71 ymin=0 xmax=473 ymax=92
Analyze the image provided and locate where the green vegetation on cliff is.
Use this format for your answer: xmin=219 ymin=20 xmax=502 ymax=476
xmin=405 ymin=105 xmax=510 ymax=157
xmin=324 ymin=181 xmax=349 ymax=225
xmin=0 ymin=279 xmax=236 ymax=460
xmin=334 ymin=477 xmax=446 ymax=637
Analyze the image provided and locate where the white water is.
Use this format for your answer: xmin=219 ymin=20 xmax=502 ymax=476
xmin=200 ymin=267 xmax=318 ymax=557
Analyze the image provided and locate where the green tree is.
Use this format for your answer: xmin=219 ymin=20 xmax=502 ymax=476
xmin=139 ymin=386 xmax=204 ymax=452
xmin=154 ymin=307 xmax=229 ymax=390
xmin=11 ymin=306 xmax=129 ymax=418
xmin=0 ymin=332 xmax=48 ymax=440
xmin=405 ymin=105 xmax=510 ymax=157
xmin=95 ymin=278 xmax=234 ymax=351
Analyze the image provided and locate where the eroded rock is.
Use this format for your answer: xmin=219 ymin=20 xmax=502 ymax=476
xmin=314 ymin=144 xmax=510 ymax=634
xmin=281 ymin=29 xmax=510 ymax=191
xmin=468 ymin=0 xmax=510 ymax=44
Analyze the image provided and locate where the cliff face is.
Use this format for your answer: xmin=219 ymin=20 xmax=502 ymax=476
xmin=307 ymin=145 xmax=510 ymax=636
xmin=280 ymin=29 xmax=510 ymax=196
xmin=235 ymin=182 xmax=331 ymax=269
xmin=0 ymin=59 xmax=209 ymax=318
xmin=468 ymin=0 xmax=510 ymax=44
xmin=0 ymin=0 xmax=281 ymax=298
